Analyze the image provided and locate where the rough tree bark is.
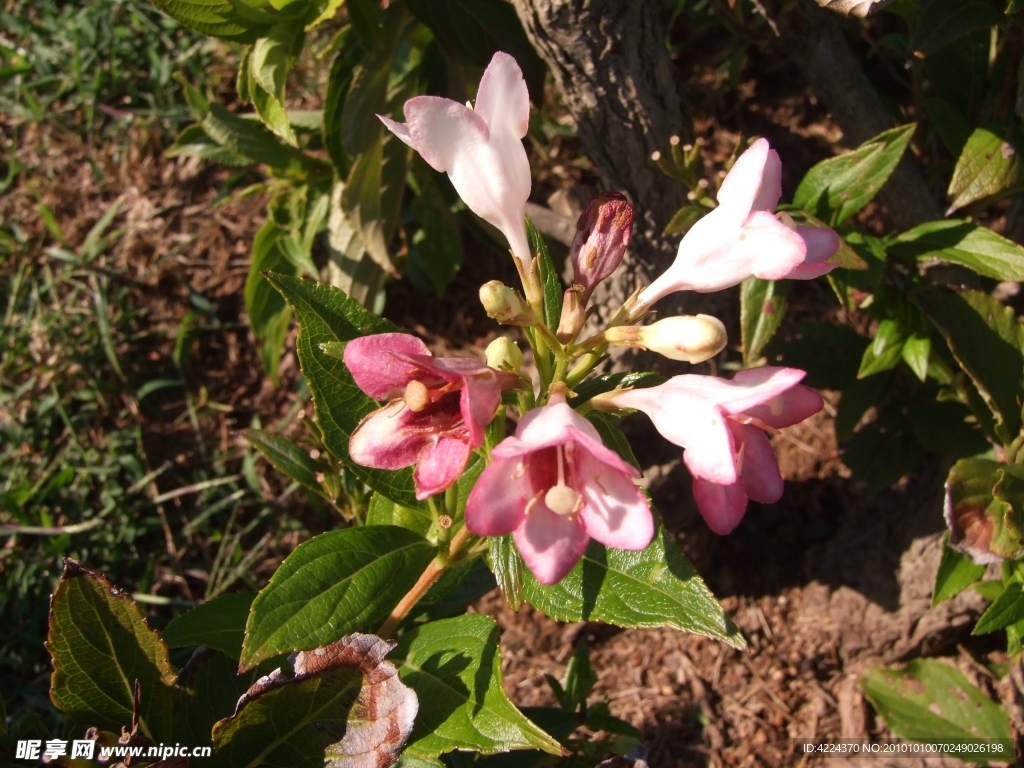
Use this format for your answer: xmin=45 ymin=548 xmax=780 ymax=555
xmin=510 ymin=0 xmax=702 ymax=330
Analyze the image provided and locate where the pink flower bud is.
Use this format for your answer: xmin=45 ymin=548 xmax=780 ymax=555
xmin=604 ymin=315 xmax=727 ymax=363
xmin=570 ymin=192 xmax=634 ymax=304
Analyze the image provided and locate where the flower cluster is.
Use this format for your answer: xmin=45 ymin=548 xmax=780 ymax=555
xmin=340 ymin=51 xmax=840 ymax=585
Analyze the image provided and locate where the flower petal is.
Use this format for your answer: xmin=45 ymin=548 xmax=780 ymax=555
xmin=413 ymin=436 xmax=472 ymax=499
xmin=608 ymin=382 xmax=738 ymax=485
xmin=783 ymin=226 xmax=842 ymax=280
xmin=691 ymin=477 xmax=749 ymax=535
xmin=730 ymin=211 xmax=808 ymax=282
xmin=378 ymin=114 xmax=414 ymax=148
xmin=401 ymin=95 xmax=490 ymax=173
xmin=728 ymin=370 xmax=823 ymax=429
xmin=473 ymin=52 xmax=530 ymax=138
xmin=576 ymin=452 xmax=654 ymax=550
xmin=513 ymin=501 xmax=590 ymax=585
xmin=348 ymin=400 xmax=426 ymax=471
xmin=716 ymin=138 xmax=774 ymax=215
xmin=344 ymin=333 xmax=432 ymax=400
xmin=714 ymin=367 xmax=809 ymax=416
xmin=730 ymin=422 xmax=783 ymax=504
xmin=465 ymin=456 xmax=531 ymax=536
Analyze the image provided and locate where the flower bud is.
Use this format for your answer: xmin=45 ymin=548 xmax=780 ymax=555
xmin=485 ymin=336 xmax=524 ymax=372
xmin=604 ymin=314 xmax=727 ymax=363
xmin=479 ymin=281 xmax=536 ymax=326
xmin=571 ymin=192 xmax=634 ymax=304
xmin=556 ymin=286 xmax=586 ymax=344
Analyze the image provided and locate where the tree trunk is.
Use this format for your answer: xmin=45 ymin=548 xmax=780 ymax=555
xmin=511 ymin=0 xmax=703 ymax=332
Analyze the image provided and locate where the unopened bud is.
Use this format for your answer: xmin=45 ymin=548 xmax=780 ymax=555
xmin=479 ymin=281 xmax=535 ymax=325
xmin=604 ymin=314 xmax=727 ymax=363
xmin=556 ymin=286 xmax=586 ymax=343
xmin=570 ymin=192 xmax=634 ymax=304
xmin=485 ymin=336 xmax=524 ymax=372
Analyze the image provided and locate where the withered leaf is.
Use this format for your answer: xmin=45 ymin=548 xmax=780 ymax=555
xmin=212 ymin=633 xmax=417 ymax=768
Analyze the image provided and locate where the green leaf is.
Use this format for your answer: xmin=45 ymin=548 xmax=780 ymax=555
xmin=889 ymin=219 xmax=1024 ymax=282
xmin=662 ymin=205 xmax=705 ymax=237
xmin=212 ymin=635 xmax=417 ymax=768
xmin=166 ymin=124 xmax=252 ymax=167
xmin=245 ymin=218 xmax=297 ymax=384
xmin=342 ymin=8 xmax=403 ymax=157
xmin=974 ymin=581 xmax=1024 ymax=634
xmin=250 ymin=23 xmax=302 ymax=145
xmin=265 ymin=272 xmax=424 ymax=506
xmin=932 ymin=534 xmax=986 ymax=607
xmin=945 ymin=458 xmax=1024 ymax=563
xmin=947 ymin=124 xmax=1024 ymax=212
xmin=323 ymin=27 xmax=361 ymax=175
xmin=764 ymin=322 xmax=869 ymax=390
xmin=901 ymin=333 xmax=930 ymax=382
xmin=567 ymin=371 xmax=665 ymax=408
xmin=794 ymin=124 xmax=915 ymax=225
xmin=365 ymin=492 xmax=433 ymax=536
xmin=912 ymin=287 xmax=1024 ymax=440
xmin=519 ymin=524 xmax=745 ymax=649
xmin=740 ymin=277 xmax=788 ymax=367
xmin=909 ymin=397 xmax=989 ymax=456
xmin=488 ymin=534 xmax=525 ymax=612
xmin=909 ymin=0 xmax=1002 ymax=58
xmin=860 ymin=659 xmax=1012 ymax=750
xmin=526 ymin=217 xmax=563 ymax=332
xmin=240 ymin=526 xmax=436 ymax=670
xmin=585 ymin=413 xmax=640 ymax=471
xmin=405 ymin=0 xmax=546 ymax=99
xmin=857 ymin=318 xmax=906 ymax=378
xmin=347 ymin=0 xmax=384 ymax=49
xmin=391 ymin=614 xmax=564 ymax=757
xmin=163 ymin=592 xmax=256 ymax=659
xmin=410 ymin=170 xmax=464 ymax=296
xmin=245 ymin=428 xmax=325 ymax=497
xmin=923 ymin=97 xmax=972 ymax=157
xmin=342 ymin=135 xmax=410 ymax=274
xmin=48 ymin=559 xmax=179 ymax=737
xmin=149 ymin=0 xmax=271 ymax=41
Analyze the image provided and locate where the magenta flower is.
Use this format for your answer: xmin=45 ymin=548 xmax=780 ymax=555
xmin=570 ymin=192 xmax=634 ymax=304
xmin=344 ymin=333 xmax=516 ymax=500
xmin=602 ymin=368 xmax=824 ymax=535
xmin=465 ymin=393 xmax=654 ymax=585
xmin=637 ymin=139 xmax=841 ymax=308
xmin=379 ymin=52 xmax=532 ymax=262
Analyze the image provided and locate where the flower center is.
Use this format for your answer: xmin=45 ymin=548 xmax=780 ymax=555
xmin=403 ymin=380 xmax=430 ymax=412
xmin=543 ymin=444 xmax=580 ymax=516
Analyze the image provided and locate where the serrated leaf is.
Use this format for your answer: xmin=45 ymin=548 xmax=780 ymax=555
xmin=201 ymin=103 xmax=328 ymax=179
xmin=740 ymin=277 xmax=788 ymax=366
xmin=947 ymin=124 xmax=1024 ymax=212
xmin=245 ymin=428 xmax=326 ymax=497
xmin=487 ymin=534 xmax=525 ymax=612
xmin=47 ymin=561 xmax=252 ymax=746
xmin=974 ymin=581 xmax=1024 ymax=634
xmin=913 ymin=287 xmax=1024 ymax=440
xmin=945 ymin=458 xmax=1024 ymax=564
xmin=342 ymin=135 xmax=410 ymax=275
xmin=251 ymin=81 xmax=298 ymax=147
xmin=932 ymin=533 xmax=986 ymax=607
xmin=860 ymin=659 xmax=1012 ymax=750
xmin=265 ymin=273 xmax=424 ymax=506
xmin=365 ymin=493 xmax=433 ymax=536
xmin=245 ymin=218 xmax=297 ymax=384
xmin=857 ymin=318 xmax=906 ymax=378
xmin=149 ymin=0 xmax=270 ymax=41
xmin=405 ymin=0 xmax=546 ymax=99
xmin=391 ymin=614 xmax=563 ymax=757
xmin=794 ymin=124 xmax=915 ymax=225
xmin=166 ymin=124 xmax=252 ymax=167
xmin=517 ymin=525 xmax=744 ymax=649
xmin=909 ymin=0 xmax=1002 ymax=58
xmin=163 ymin=592 xmax=256 ymax=659
xmin=526 ymin=217 xmax=562 ymax=331
xmin=889 ymin=219 xmax=1024 ymax=282
xmin=763 ymin=322 xmax=869 ymax=390
xmin=212 ymin=634 xmax=417 ymax=768
xmin=241 ymin=526 xmax=436 ymax=670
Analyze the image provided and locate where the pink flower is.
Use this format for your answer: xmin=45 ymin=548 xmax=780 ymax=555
xmin=637 ymin=139 xmax=840 ymax=308
xmin=379 ymin=52 xmax=532 ymax=262
xmin=465 ymin=393 xmax=654 ymax=585
xmin=602 ymin=368 xmax=824 ymax=535
xmin=570 ymin=192 xmax=634 ymax=304
xmin=344 ymin=333 xmax=517 ymax=500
